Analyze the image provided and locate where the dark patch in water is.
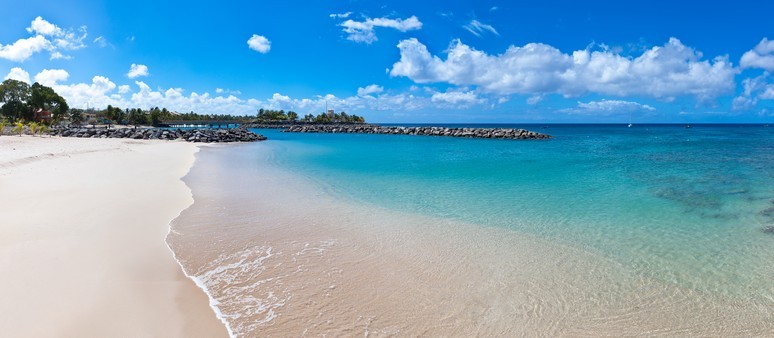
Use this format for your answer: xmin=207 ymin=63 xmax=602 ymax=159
xmin=761 ymin=225 xmax=774 ymax=235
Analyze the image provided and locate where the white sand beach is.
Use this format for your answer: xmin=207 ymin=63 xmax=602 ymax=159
xmin=0 ymin=136 xmax=227 ymax=337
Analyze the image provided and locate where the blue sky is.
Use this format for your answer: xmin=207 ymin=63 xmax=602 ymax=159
xmin=1 ymin=0 xmax=773 ymax=123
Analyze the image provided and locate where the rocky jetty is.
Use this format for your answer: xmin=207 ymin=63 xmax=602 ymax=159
xmin=48 ymin=126 xmax=266 ymax=143
xmin=282 ymin=124 xmax=551 ymax=140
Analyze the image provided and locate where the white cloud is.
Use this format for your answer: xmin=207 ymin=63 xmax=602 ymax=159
xmin=561 ymin=99 xmax=655 ymax=115
xmin=4 ymin=67 xmax=31 ymax=83
xmin=0 ymin=36 xmax=51 ymax=62
xmin=339 ymin=15 xmax=422 ymax=44
xmin=49 ymin=51 xmax=72 ymax=60
xmin=118 ymin=85 xmax=130 ymax=94
xmin=430 ymin=90 xmax=480 ymax=107
xmin=0 ymin=17 xmax=87 ymax=62
xmin=740 ymin=38 xmax=774 ymax=70
xmin=357 ymin=84 xmax=384 ymax=96
xmin=732 ymin=95 xmax=756 ymax=111
xmin=329 ymin=12 xmax=352 ymax=19
xmin=463 ymin=20 xmax=498 ymax=37
xmin=526 ymin=95 xmax=543 ymax=105
xmin=215 ymin=88 xmax=241 ymax=96
xmin=49 ymin=75 xmax=118 ymax=109
xmin=732 ymin=72 xmax=774 ymax=110
xmin=247 ymin=34 xmax=271 ymax=53
xmin=34 ymin=69 xmax=69 ymax=86
xmin=127 ymin=64 xmax=149 ymax=78
xmin=761 ymin=85 xmax=774 ymax=99
xmin=27 ymin=16 xmax=63 ymax=36
xmin=390 ymin=38 xmax=737 ymax=102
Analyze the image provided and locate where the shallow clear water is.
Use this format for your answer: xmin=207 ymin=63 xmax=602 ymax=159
xmin=253 ymin=124 xmax=774 ymax=300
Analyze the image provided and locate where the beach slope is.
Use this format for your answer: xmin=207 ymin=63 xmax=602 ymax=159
xmin=0 ymin=136 xmax=227 ymax=337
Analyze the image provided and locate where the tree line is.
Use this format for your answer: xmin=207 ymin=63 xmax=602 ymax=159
xmin=1 ymin=78 xmax=367 ymax=128
xmin=0 ymin=79 xmax=69 ymax=123
xmin=257 ymin=108 xmax=366 ymax=124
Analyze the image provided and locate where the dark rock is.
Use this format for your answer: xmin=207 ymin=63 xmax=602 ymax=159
xmin=47 ymin=126 xmax=266 ymax=143
xmin=276 ymin=124 xmax=551 ymax=140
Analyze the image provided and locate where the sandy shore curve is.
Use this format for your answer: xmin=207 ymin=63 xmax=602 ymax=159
xmin=0 ymin=136 xmax=227 ymax=337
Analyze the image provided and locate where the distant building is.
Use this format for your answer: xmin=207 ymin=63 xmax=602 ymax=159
xmin=33 ymin=109 xmax=51 ymax=123
xmin=327 ymin=109 xmax=334 ymax=118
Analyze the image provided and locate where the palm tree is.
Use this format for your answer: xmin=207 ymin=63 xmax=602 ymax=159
xmin=28 ymin=122 xmax=39 ymax=136
xmin=12 ymin=121 xmax=24 ymax=136
xmin=38 ymin=123 xmax=50 ymax=137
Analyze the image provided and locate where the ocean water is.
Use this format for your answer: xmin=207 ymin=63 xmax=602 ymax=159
xmin=169 ymin=124 xmax=774 ymax=336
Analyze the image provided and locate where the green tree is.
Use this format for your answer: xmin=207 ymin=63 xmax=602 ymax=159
xmin=287 ymin=111 xmax=298 ymax=123
xmin=128 ymin=108 xmax=147 ymax=126
xmin=0 ymin=79 xmax=31 ymax=121
xmin=68 ymin=108 xmax=85 ymax=125
xmin=149 ymin=108 xmax=162 ymax=126
xmin=29 ymin=82 xmax=68 ymax=122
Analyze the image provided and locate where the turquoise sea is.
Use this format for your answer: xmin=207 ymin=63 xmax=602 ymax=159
xmin=170 ymin=124 xmax=773 ymax=336
xmin=255 ymin=124 xmax=774 ymax=298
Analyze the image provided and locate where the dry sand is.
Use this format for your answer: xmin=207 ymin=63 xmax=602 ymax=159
xmin=0 ymin=135 xmax=227 ymax=337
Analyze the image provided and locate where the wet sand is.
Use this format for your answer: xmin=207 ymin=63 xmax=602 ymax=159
xmin=0 ymin=136 xmax=227 ymax=337
xmin=168 ymin=143 xmax=774 ymax=336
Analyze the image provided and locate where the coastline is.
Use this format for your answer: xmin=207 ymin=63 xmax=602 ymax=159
xmin=168 ymin=142 xmax=774 ymax=336
xmin=0 ymin=136 xmax=227 ymax=337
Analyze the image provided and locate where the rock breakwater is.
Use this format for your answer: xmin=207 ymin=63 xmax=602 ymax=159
xmin=48 ymin=126 xmax=266 ymax=143
xmin=282 ymin=124 xmax=551 ymax=140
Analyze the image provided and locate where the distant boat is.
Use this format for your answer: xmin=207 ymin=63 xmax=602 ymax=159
xmin=627 ymin=123 xmax=633 ymax=128
xmin=685 ymin=124 xmax=692 ymax=128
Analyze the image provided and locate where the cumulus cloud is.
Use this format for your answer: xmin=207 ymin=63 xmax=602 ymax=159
xmin=4 ymin=67 xmax=31 ymax=83
xmin=561 ymin=99 xmax=655 ymax=115
xmin=740 ymin=38 xmax=774 ymax=70
xmin=5 ymin=64 xmax=497 ymax=117
xmin=357 ymin=84 xmax=384 ymax=96
xmin=463 ymin=20 xmax=498 ymax=37
xmin=390 ymin=37 xmax=737 ymax=102
xmin=49 ymin=75 xmax=118 ymax=108
xmin=430 ymin=90 xmax=480 ymax=107
xmin=27 ymin=16 xmax=63 ymax=36
xmin=127 ymin=64 xmax=149 ymax=78
xmin=247 ymin=34 xmax=271 ymax=53
xmin=732 ymin=72 xmax=774 ymax=110
xmin=339 ymin=15 xmax=422 ymax=44
xmin=0 ymin=17 xmax=87 ymax=62
xmin=0 ymin=36 xmax=50 ymax=62
xmin=34 ymin=69 xmax=69 ymax=86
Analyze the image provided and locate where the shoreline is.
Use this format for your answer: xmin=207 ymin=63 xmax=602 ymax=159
xmin=0 ymin=136 xmax=227 ymax=337
xmin=168 ymin=142 xmax=774 ymax=336
xmin=164 ymin=144 xmax=236 ymax=338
